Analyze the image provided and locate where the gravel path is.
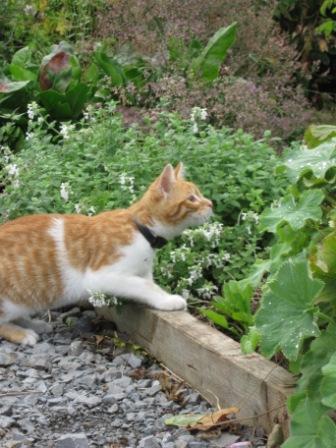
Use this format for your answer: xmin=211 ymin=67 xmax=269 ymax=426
xmin=0 ymin=306 xmax=267 ymax=448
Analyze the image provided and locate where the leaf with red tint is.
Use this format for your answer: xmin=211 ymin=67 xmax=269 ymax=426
xmin=39 ymin=51 xmax=70 ymax=90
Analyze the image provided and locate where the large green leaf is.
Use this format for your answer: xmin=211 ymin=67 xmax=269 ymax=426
xmin=192 ymin=22 xmax=237 ymax=83
xmin=94 ymin=51 xmax=125 ymax=86
xmin=304 ymin=125 xmax=336 ymax=148
xmin=38 ymin=90 xmax=73 ymax=120
xmin=0 ymin=79 xmax=30 ymax=94
xmin=259 ymin=190 xmax=324 ymax=233
xmin=279 ymin=141 xmax=336 ymax=184
xmin=320 ymin=352 xmax=336 ymax=408
xmin=9 ymin=64 xmax=36 ymax=82
xmin=11 ymin=47 xmax=32 ymax=66
xmin=256 ymin=258 xmax=323 ymax=360
xmin=66 ymin=83 xmax=91 ymax=117
xmin=283 ymin=399 xmax=336 ymax=448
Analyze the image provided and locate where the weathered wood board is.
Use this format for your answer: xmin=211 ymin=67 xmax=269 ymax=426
xmin=99 ymin=305 xmax=294 ymax=435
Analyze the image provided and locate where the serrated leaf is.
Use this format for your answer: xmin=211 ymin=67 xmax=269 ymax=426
xmin=320 ymin=352 xmax=336 ymax=408
xmin=240 ymin=327 xmax=260 ymax=354
xmin=256 ymin=258 xmax=323 ymax=360
xmin=259 ymin=190 xmax=324 ymax=234
xmin=280 ymin=142 xmax=336 ymax=184
xmin=283 ymin=399 xmax=336 ymax=448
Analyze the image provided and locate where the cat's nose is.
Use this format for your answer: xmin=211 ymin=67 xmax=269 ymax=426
xmin=205 ymin=199 xmax=213 ymax=208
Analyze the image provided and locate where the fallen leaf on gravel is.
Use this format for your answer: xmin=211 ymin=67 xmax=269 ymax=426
xmin=158 ymin=371 xmax=185 ymax=403
xmin=165 ymin=407 xmax=239 ymax=431
xmin=95 ymin=335 xmax=105 ymax=346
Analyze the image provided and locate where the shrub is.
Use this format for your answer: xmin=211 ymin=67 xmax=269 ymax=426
xmin=234 ymin=129 xmax=336 ymax=446
xmin=0 ymin=102 xmax=286 ymax=306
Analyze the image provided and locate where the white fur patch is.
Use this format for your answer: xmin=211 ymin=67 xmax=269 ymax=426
xmin=48 ymin=218 xmax=89 ymax=307
xmin=0 ymin=299 xmax=31 ymax=324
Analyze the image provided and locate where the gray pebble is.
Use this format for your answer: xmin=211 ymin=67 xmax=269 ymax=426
xmin=0 ymin=353 xmax=17 ymax=366
xmin=55 ymin=433 xmax=89 ymax=448
xmin=138 ymin=435 xmax=162 ymax=448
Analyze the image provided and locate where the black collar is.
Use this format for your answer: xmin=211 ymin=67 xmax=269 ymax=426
xmin=134 ymin=220 xmax=168 ymax=249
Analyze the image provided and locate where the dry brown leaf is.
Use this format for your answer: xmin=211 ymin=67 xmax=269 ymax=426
xmin=95 ymin=335 xmax=105 ymax=346
xmin=191 ymin=407 xmax=239 ymax=431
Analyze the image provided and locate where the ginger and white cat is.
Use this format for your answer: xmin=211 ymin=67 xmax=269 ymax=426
xmin=0 ymin=163 xmax=212 ymax=346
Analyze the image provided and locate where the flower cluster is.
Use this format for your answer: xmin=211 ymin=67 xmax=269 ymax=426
xmin=88 ymin=291 xmax=120 ymax=307
xmin=60 ymin=123 xmax=75 ymax=140
xmin=60 ymin=182 xmax=71 ymax=202
xmin=190 ymin=106 xmax=208 ymax=134
xmin=119 ymin=172 xmax=136 ymax=202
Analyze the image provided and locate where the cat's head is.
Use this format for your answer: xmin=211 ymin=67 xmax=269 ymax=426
xmin=138 ymin=163 xmax=213 ymax=239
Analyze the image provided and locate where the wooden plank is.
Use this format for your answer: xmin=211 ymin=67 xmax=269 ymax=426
xmin=98 ymin=305 xmax=293 ymax=435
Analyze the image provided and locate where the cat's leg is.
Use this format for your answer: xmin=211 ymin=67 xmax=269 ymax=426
xmin=85 ymin=273 xmax=187 ymax=311
xmin=0 ymin=298 xmax=39 ymax=345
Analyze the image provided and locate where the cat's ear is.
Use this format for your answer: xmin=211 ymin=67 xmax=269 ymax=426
xmin=174 ymin=162 xmax=185 ymax=180
xmin=158 ymin=164 xmax=176 ymax=195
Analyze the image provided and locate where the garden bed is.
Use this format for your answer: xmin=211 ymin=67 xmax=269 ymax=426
xmin=98 ymin=305 xmax=294 ymax=437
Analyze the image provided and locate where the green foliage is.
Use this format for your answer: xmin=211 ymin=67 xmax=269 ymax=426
xmin=0 ymin=104 xmax=284 ymax=310
xmin=191 ymin=23 xmax=237 ymax=83
xmin=274 ymin=0 xmax=336 ymax=107
xmin=239 ymin=129 xmax=336 ymax=446
xmin=304 ymin=124 xmax=336 ymax=148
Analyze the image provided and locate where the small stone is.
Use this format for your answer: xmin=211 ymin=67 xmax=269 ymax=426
xmin=126 ymin=353 xmax=143 ymax=369
xmin=22 ymin=355 xmax=49 ymax=370
xmin=50 ymin=383 xmax=64 ymax=396
xmin=147 ymin=381 xmax=161 ymax=396
xmin=138 ymin=435 xmax=162 ymax=448
xmin=107 ymin=403 xmax=118 ymax=414
xmin=65 ymin=392 xmax=102 ymax=408
xmin=113 ymin=376 xmax=132 ymax=388
xmin=0 ymin=353 xmax=16 ymax=366
xmin=55 ymin=433 xmax=89 ymax=448
xmin=68 ymin=341 xmax=84 ymax=356
xmin=0 ymin=416 xmax=14 ymax=428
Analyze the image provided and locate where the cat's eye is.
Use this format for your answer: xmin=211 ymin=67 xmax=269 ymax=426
xmin=188 ymin=194 xmax=198 ymax=202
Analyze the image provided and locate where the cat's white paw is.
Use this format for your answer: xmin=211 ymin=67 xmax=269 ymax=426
xmin=155 ymin=294 xmax=187 ymax=311
xmin=21 ymin=329 xmax=39 ymax=346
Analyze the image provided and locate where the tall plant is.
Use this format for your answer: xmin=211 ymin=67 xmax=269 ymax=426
xmin=239 ymin=127 xmax=336 ymax=446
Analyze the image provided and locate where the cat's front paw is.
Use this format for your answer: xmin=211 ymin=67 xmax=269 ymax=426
xmin=155 ymin=294 xmax=187 ymax=311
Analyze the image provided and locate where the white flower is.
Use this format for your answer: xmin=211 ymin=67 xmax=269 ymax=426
xmin=87 ymin=206 xmax=96 ymax=216
xmin=190 ymin=107 xmax=208 ymax=122
xmin=119 ymin=172 xmax=135 ymax=196
xmin=88 ymin=291 xmax=119 ymax=307
xmin=60 ymin=123 xmax=75 ymax=140
xmin=75 ymin=204 xmax=82 ymax=214
xmin=60 ymin=182 xmax=71 ymax=202
xmin=6 ymin=164 xmax=19 ymax=177
xmin=329 ymin=220 xmax=336 ymax=228
xmin=27 ymin=102 xmax=39 ymax=120
xmin=25 ymin=131 xmax=34 ymax=141
xmin=192 ymin=122 xmax=199 ymax=134
xmin=24 ymin=4 xmax=35 ymax=15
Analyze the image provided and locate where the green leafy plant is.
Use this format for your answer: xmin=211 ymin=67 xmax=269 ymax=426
xmin=0 ymin=104 xmax=284 ymax=311
xmin=191 ymin=22 xmax=237 ymax=83
xmin=237 ymin=130 xmax=336 ymax=445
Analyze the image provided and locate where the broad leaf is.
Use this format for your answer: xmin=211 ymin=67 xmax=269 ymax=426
xmin=304 ymin=124 xmax=336 ymax=148
xmin=0 ymin=79 xmax=30 ymax=93
xmin=320 ymin=352 xmax=336 ymax=408
xmin=9 ymin=64 xmax=36 ymax=82
xmin=11 ymin=46 xmax=32 ymax=66
xmin=192 ymin=22 xmax=237 ymax=83
xmin=240 ymin=327 xmax=261 ymax=354
xmin=283 ymin=398 xmax=336 ymax=448
xmin=256 ymin=258 xmax=323 ymax=360
xmin=280 ymin=142 xmax=336 ymax=184
xmin=259 ymin=190 xmax=324 ymax=233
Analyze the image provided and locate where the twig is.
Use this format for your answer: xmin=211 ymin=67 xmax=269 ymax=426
xmin=0 ymin=390 xmax=41 ymax=398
